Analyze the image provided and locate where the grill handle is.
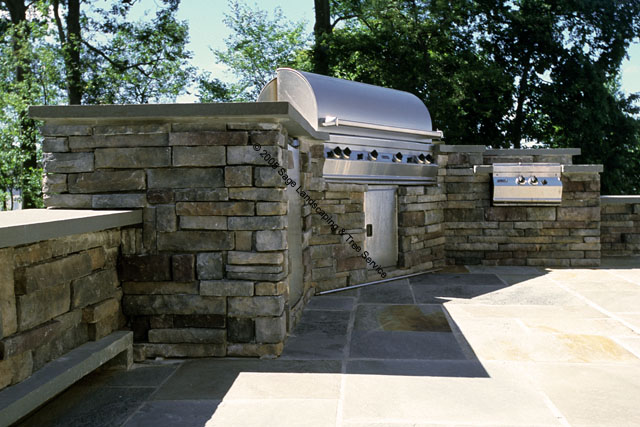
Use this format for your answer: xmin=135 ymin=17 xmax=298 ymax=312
xmin=366 ymin=224 xmax=373 ymax=237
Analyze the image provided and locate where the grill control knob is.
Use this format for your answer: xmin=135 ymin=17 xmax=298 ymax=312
xmin=529 ymin=175 xmax=539 ymax=185
xmin=332 ymin=147 xmax=342 ymax=158
xmin=425 ymin=154 xmax=434 ymax=164
xmin=369 ymin=150 xmax=378 ymax=161
xmin=393 ymin=152 xmax=403 ymax=163
xmin=418 ymin=154 xmax=426 ymax=164
xmin=516 ymin=175 xmax=526 ymax=185
xmin=342 ymin=147 xmax=351 ymax=159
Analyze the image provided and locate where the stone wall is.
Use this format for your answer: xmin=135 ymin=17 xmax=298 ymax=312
xmin=442 ymin=147 xmax=602 ymax=267
xmin=0 ymin=228 xmax=127 ymax=391
xmin=299 ymin=137 xmax=446 ymax=294
xmin=41 ymin=120 xmax=293 ymax=358
xmin=601 ymin=196 xmax=640 ymax=256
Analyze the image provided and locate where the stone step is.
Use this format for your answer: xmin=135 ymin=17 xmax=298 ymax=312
xmin=0 ymin=330 xmax=132 ymax=427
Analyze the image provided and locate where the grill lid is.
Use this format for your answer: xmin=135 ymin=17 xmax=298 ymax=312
xmin=257 ymin=68 xmax=442 ymax=142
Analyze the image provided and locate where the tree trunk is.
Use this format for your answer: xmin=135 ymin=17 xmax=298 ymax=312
xmin=66 ymin=0 xmax=82 ymax=104
xmin=313 ymin=0 xmax=331 ymax=75
xmin=512 ymin=56 xmax=532 ymax=149
xmin=2 ymin=0 xmax=39 ymax=208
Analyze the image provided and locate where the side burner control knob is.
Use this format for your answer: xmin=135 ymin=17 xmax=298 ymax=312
xmin=425 ymin=154 xmax=434 ymax=164
xmin=369 ymin=150 xmax=378 ymax=161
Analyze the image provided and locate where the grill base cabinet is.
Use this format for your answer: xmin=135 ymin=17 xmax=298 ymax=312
xmin=364 ymin=188 xmax=398 ymax=268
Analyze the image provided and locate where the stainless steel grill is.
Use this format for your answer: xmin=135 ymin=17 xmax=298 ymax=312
xmin=258 ymin=68 xmax=442 ymax=184
xmin=492 ymin=163 xmax=563 ymax=205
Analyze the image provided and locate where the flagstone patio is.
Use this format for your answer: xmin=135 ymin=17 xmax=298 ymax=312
xmin=16 ymin=257 xmax=640 ymax=427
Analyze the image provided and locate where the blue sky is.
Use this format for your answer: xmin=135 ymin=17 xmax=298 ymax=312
xmin=132 ymin=0 xmax=639 ymax=101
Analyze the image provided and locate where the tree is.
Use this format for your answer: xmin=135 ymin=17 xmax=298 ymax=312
xmin=312 ymin=0 xmax=640 ymax=193
xmin=51 ymin=0 xmax=195 ymax=104
xmin=198 ymin=0 xmax=310 ymax=102
xmin=0 ymin=0 xmax=195 ymax=208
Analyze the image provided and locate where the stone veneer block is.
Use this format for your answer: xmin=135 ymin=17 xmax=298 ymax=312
xmin=200 ymin=281 xmax=254 ymax=297
xmin=169 ymin=131 xmax=247 ymax=146
xmin=68 ymin=170 xmax=146 ymax=193
xmin=179 ymin=216 xmax=227 ymax=230
xmin=147 ymin=168 xmax=223 ymax=189
xmin=70 ymin=270 xmax=119 ymax=309
xmin=42 ymin=174 xmax=67 ymax=194
xmin=157 ymin=231 xmax=234 ymax=251
xmin=70 ymin=133 xmax=168 ymax=149
xmin=95 ymin=147 xmax=170 ymax=168
xmin=172 ymin=146 xmax=226 ymax=167
xmin=119 ymin=255 xmax=172 ymax=282
xmin=122 ymin=282 xmax=199 ymax=295
xmin=122 ymin=295 xmax=225 ymax=315
xmin=196 ymin=253 xmax=223 ymax=280
xmin=148 ymin=328 xmax=225 ymax=344
xmin=82 ymin=298 xmax=119 ymax=323
xmin=40 ymin=124 xmax=92 ymax=136
xmin=171 ymin=254 xmax=195 ymax=282
xmin=176 ymin=201 xmax=253 ymax=216
xmin=255 ymin=230 xmax=287 ymax=251
xmin=0 ymin=249 xmax=17 ymax=337
xmin=254 ymin=167 xmax=285 ymax=187
xmin=227 ymin=251 xmax=284 ymax=265
xmin=14 ymin=252 xmax=93 ymax=295
xmin=0 ymin=320 xmax=60 ymax=359
xmin=227 ymin=146 xmax=282 ymax=165
xmin=42 ymin=138 xmax=68 ymax=153
xmin=225 ymin=166 xmax=252 ymax=187
xmin=92 ymin=194 xmax=147 ymax=209
xmin=16 ymin=284 xmax=70 ymax=331
xmin=43 ymin=153 xmax=93 ymax=173
xmin=156 ymin=205 xmax=177 ymax=232
xmin=255 ymin=316 xmax=286 ymax=344
xmin=92 ymin=124 xmax=170 ymax=135
xmin=228 ymin=296 xmax=284 ymax=317
xmin=229 ymin=188 xmax=285 ymax=201
xmin=256 ymin=202 xmax=287 ymax=216
xmin=228 ymin=216 xmax=286 ymax=230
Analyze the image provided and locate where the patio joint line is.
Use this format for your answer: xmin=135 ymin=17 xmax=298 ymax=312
xmin=119 ymin=363 xmax=184 ymax=426
xmin=546 ymin=276 xmax=640 ymax=335
xmin=335 ymin=287 xmax=359 ymax=427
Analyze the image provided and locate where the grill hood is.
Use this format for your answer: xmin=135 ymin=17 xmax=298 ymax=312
xmin=258 ymin=69 xmax=442 ymax=184
xmin=257 ymin=68 xmax=442 ymax=142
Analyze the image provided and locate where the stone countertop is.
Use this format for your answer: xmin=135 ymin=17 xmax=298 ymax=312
xmin=601 ymin=195 xmax=640 ymax=204
xmin=473 ymin=164 xmax=603 ymax=174
xmin=439 ymin=145 xmax=581 ymax=155
xmin=29 ymin=102 xmax=329 ymax=140
xmin=0 ymin=209 xmax=142 ymax=248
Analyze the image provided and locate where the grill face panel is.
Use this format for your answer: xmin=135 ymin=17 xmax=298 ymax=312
xmin=258 ymin=68 xmax=442 ymax=184
xmin=492 ymin=163 xmax=563 ymax=205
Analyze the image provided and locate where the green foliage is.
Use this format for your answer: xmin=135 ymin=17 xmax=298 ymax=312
xmin=82 ymin=3 xmax=195 ymax=104
xmin=318 ymin=0 xmax=640 ymax=194
xmin=198 ymin=0 xmax=311 ymax=102
xmin=0 ymin=0 xmax=195 ymax=208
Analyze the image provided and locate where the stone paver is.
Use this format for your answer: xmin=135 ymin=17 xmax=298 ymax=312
xmin=16 ymin=258 xmax=640 ymax=426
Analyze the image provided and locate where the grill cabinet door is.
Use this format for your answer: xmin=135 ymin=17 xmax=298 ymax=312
xmin=364 ymin=188 xmax=398 ymax=268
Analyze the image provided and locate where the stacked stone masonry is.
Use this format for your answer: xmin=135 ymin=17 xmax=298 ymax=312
xmin=0 ymin=228 xmax=127 ymax=391
xmin=35 ymin=106 xmax=621 ymax=361
xmin=442 ymin=148 xmax=602 ymax=267
xmin=601 ymin=197 xmax=640 ymax=256
xmin=42 ymin=122 xmax=291 ymax=359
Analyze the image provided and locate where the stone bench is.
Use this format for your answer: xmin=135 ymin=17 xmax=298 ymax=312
xmin=0 ymin=330 xmax=132 ymax=426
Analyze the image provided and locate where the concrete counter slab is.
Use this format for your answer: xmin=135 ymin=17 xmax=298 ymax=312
xmin=0 ymin=209 xmax=142 ymax=248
